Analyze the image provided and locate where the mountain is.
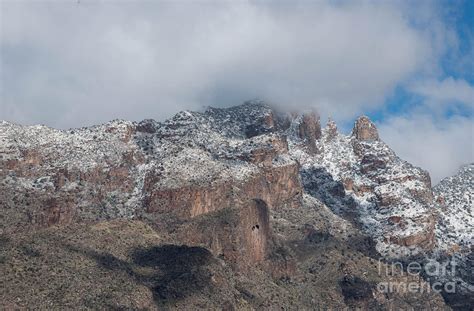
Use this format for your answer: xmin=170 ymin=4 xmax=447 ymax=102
xmin=434 ymin=163 xmax=473 ymax=251
xmin=0 ymin=101 xmax=470 ymax=309
xmin=432 ymin=164 xmax=474 ymax=309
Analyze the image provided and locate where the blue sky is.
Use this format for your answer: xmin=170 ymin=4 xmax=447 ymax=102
xmin=0 ymin=0 xmax=473 ymax=182
xmin=364 ymin=0 xmax=473 ymax=125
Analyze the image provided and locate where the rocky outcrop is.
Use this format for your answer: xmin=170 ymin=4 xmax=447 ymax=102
xmin=434 ymin=163 xmax=473 ymax=251
xmin=384 ymin=215 xmax=437 ymax=248
xmin=0 ymin=106 xmax=304 ymax=232
xmin=297 ymin=112 xmax=322 ymax=153
xmin=245 ymin=110 xmax=276 ymax=138
xmin=144 ymin=162 xmax=302 ymax=218
xmin=0 ymin=102 xmax=468 ymax=310
xmin=325 ymin=118 xmax=338 ymax=142
xmin=293 ymin=114 xmax=439 ymax=258
xmin=177 ymin=199 xmax=271 ymax=271
xmin=0 ymin=108 xmax=437 ymax=256
xmin=352 ymin=116 xmax=379 ymax=141
xmin=431 ymin=164 xmax=473 ymax=309
xmin=235 ymin=134 xmax=289 ymax=166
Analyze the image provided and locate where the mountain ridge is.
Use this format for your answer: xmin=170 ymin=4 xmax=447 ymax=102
xmin=1 ymin=101 xmax=472 ymax=309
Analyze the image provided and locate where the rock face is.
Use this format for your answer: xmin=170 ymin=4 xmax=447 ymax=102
xmin=297 ymin=111 xmax=322 ymax=153
xmin=143 ymin=161 xmax=301 ymax=218
xmin=352 ymin=116 xmax=379 ymax=141
xmin=1 ymin=102 xmax=468 ymax=309
xmin=0 ymin=105 xmax=303 ymax=232
xmin=291 ymin=113 xmax=437 ymax=258
xmin=431 ymin=164 xmax=474 ymax=308
xmin=325 ymin=118 xmax=338 ymax=142
xmin=434 ymin=163 xmax=473 ymax=251
xmin=177 ymin=199 xmax=271 ymax=271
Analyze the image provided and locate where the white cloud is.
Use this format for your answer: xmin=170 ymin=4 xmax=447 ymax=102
xmin=1 ymin=1 xmax=434 ymax=128
xmin=378 ymin=114 xmax=473 ymax=184
xmin=2 ymin=1 xmax=470 ymax=181
xmin=411 ymin=77 xmax=474 ymax=106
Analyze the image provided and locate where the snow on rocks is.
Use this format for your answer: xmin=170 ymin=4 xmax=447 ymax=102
xmin=287 ymin=114 xmax=436 ymax=259
xmin=0 ymin=101 xmax=302 ymax=229
xmin=434 ymin=163 xmax=473 ymax=252
xmin=1 ymin=102 xmax=470 ymax=261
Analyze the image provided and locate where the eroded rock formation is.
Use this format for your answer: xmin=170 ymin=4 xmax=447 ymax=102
xmin=1 ymin=102 xmax=469 ymax=309
xmin=352 ymin=116 xmax=379 ymax=141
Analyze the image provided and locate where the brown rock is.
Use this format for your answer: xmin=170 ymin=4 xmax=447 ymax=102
xmin=325 ymin=118 xmax=338 ymax=141
xmin=388 ymin=216 xmax=402 ymax=224
xmin=385 ymin=214 xmax=436 ymax=249
xmin=144 ymin=163 xmax=303 ymax=218
xmin=352 ymin=116 xmax=378 ymax=141
xmin=353 ymin=185 xmax=374 ymax=196
xmin=178 ymin=199 xmax=272 ymax=271
xmin=360 ymin=154 xmax=387 ymax=174
xmin=298 ymin=112 xmax=322 ymax=154
xmin=342 ymin=178 xmax=354 ymax=191
xmin=436 ymin=195 xmax=445 ymax=205
xmin=237 ymin=135 xmax=289 ymax=166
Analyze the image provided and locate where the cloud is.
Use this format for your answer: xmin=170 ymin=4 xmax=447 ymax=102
xmin=2 ymin=1 xmax=471 ymax=181
xmin=378 ymin=114 xmax=473 ymax=184
xmin=410 ymin=77 xmax=474 ymax=107
xmin=1 ymin=0 xmax=434 ymax=128
xmin=373 ymin=75 xmax=473 ymax=182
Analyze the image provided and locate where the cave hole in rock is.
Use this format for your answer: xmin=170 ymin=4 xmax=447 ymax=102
xmin=252 ymin=224 xmax=260 ymax=231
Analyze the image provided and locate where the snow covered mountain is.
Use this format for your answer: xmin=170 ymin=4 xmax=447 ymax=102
xmin=432 ymin=164 xmax=473 ymax=308
xmin=434 ymin=163 xmax=473 ymax=251
xmin=1 ymin=101 xmax=471 ymax=309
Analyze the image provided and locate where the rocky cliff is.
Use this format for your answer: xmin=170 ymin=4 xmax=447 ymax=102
xmin=431 ymin=164 xmax=473 ymax=309
xmin=0 ymin=106 xmax=303 ymax=232
xmin=1 ymin=101 xmax=470 ymax=309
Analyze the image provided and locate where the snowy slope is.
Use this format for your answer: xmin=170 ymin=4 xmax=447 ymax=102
xmin=288 ymin=117 xmax=436 ymax=259
xmin=434 ymin=163 xmax=473 ymax=251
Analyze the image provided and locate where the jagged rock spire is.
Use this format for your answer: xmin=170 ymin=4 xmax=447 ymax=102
xmin=298 ymin=111 xmax=321 ymax=154
xmin=351 ymin=116 xmax=378 ymax=141
xmin=325 ymin=117 xmax=338 ymax=141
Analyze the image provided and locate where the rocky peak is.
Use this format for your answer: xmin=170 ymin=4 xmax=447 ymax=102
xmin=325 ymin=117 xmax=338 ymax=141
xmin=297 ymin=111 xmax=322 ymax=154
xmin=202 ymin=101 xmax=277 ymax=138
xmin=351 ymin=116 xmax=379 ymax=141
xmin=136 ymin=119 xmax=159 ymax=134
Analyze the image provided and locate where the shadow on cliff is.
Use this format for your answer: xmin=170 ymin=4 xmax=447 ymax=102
xmin=300 ymin=167 xmax=379 ymax=258
xmin=63 ymin=243 xmax=215 ymax=307
xmin=300 ymin=167 xmax=356 ymax=214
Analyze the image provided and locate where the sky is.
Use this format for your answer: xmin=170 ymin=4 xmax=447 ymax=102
xmin=0 ymin=0 xmax=472 ymax=183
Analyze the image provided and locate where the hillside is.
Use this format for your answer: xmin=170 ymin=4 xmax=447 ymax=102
xmin=1 ymin=101 xmax=471 ymax=309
